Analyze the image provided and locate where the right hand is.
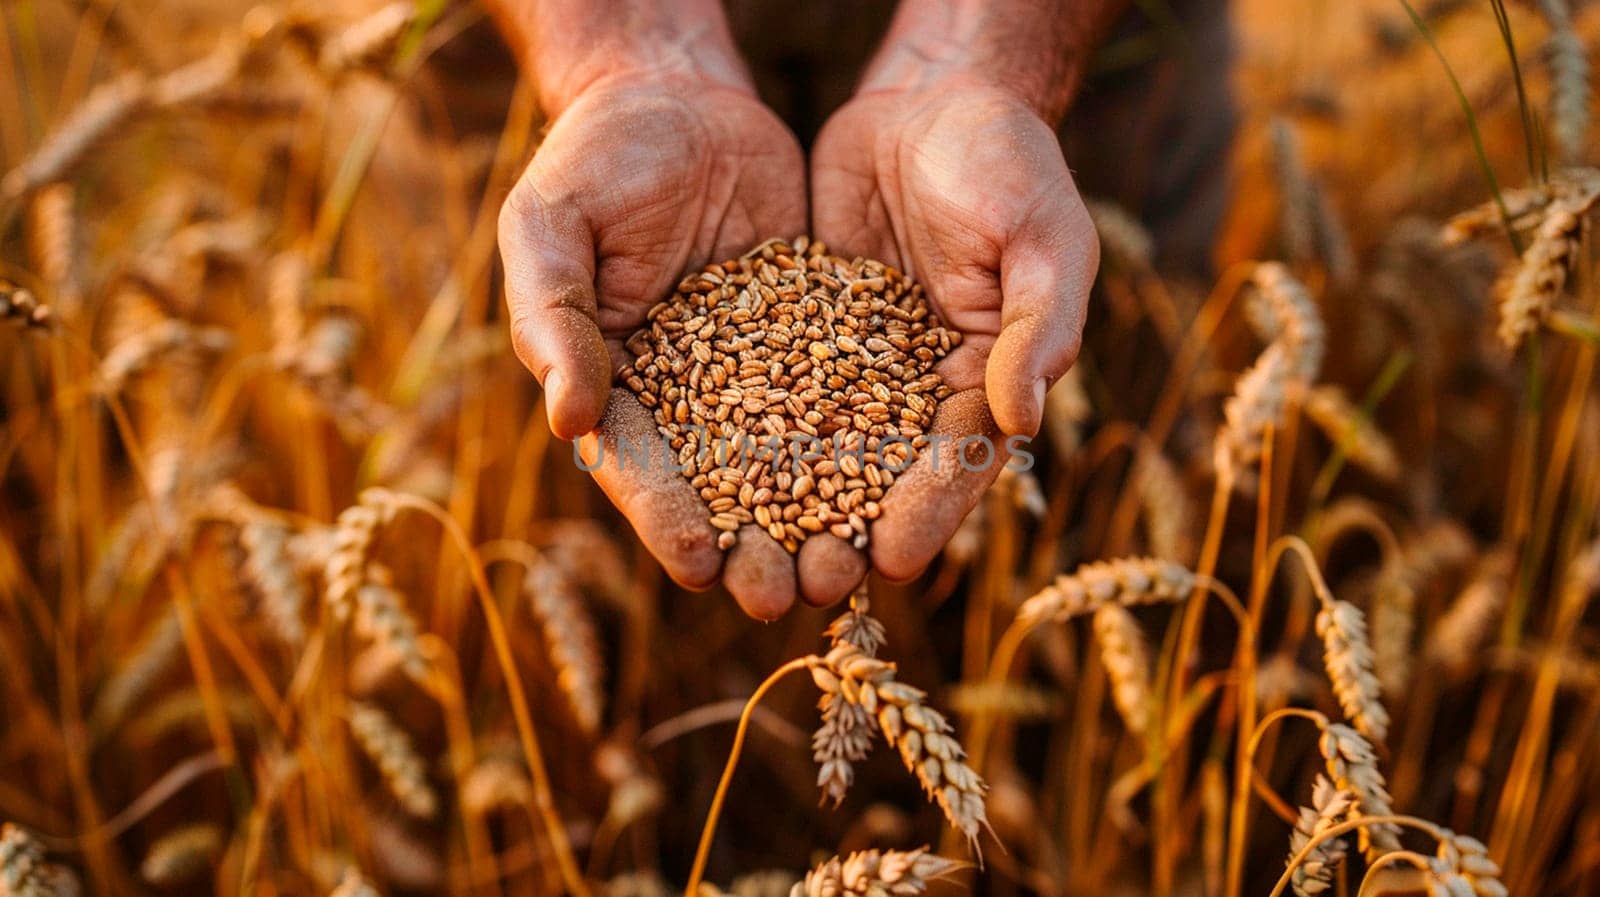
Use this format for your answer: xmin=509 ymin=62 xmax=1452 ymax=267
xmin=497 ymin=70 xmax=812 ymax=618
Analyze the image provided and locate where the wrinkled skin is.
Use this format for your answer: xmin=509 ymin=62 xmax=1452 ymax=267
xmin=500 ymin=73 xmax=1097 ymax=618
xmin=811 ymin=80 xmax=1099 ymax=584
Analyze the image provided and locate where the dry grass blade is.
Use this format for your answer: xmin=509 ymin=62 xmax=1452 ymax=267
xmin=793 ymin=847 xmax=965 ymax=897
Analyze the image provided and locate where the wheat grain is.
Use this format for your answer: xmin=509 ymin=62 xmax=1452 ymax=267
xmin=346 ymin=700 xmax=437 ymax=819
xmin=1315 ymin=598 xmax=1389 ymax=743
xmin=1016 ymin=557 xmax=1198 ymax=629
xmin=141 ymin=823 xmax=223 ymax=886
xmin=620 ymin=236 xmax=955 ymax=554
xmin=524 ymin=556 xmax=605 ymax=734
xmin=792 ymin=847 xmax=963 ymax=897
xmin=1092 ymin=603 xmax=1155 ymax=737
xmin=1286 ymin=775 xmax=1356 ymax=897
xmin=1318 ymin=722 xmax=1401 ymax=857
xmin=807 ymin=643 xmax=989 ymax=845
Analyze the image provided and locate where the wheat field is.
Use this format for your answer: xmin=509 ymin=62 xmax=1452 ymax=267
xmin=2 ymin=1 xmax=1599 ymax=896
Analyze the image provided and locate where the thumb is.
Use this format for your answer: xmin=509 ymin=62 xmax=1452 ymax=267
xmin=986 ymin=193 xmax=1098 ymax=437
xmin=498 ymin=177 xmax=613 ymax=439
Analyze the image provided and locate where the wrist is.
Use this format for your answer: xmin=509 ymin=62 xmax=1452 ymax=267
xmin=489 ymin=0 xmax=755 ymax=117
xmin=857 ymin=0 xmax=1118 ymax=125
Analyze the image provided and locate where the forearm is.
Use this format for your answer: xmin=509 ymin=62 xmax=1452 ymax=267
xmin=481 ymin=0 xmax=753 ymax=115
xmin=861 ymin=0 xmax=1129 ymax=124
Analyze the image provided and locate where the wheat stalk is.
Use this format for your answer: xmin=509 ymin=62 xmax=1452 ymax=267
xmin=792 ymin=847 xmax=964 ymax=897
xmin=346 ymin=700 xmax=437 ymax=819
xmin=1286 ymin=775 xmax=1356 ymax=897
xmin=140 ymin=823 xmax=223 ymax=886
xmin=461 ymin=757 xmax=534 ymax=815
xmin=1092 ymin=603 xmax=1155 ymax=737
xmin=1315 ymin=598 xmax=1390 ymax=743
xmin=524 ymin=556 xmax=606 ymax=735
xmin=1016 ymin=557 xmax=1198 ymax=629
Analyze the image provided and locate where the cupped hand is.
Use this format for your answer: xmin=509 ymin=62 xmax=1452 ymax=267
xmin=498 ymin=72 xmax=817 ymax=618
xmin=811 ymin=79 xmax=1100 ymax=582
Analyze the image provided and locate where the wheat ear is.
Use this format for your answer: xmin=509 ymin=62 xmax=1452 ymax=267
xmin=0 ymin=823 xmax=77 ymax=897
xmin=1286 ymin=775 xmax=1356 ymax=897
xmin=1317 ymin=722 xmax=1402 ymax=857
xmin=1425 ymin=829 xmax=1508 ymax=897
xmin=792 ymin=848 xmax=964 ymax=897
xmin=141 ymin=823 xmax=223 ymax=886
xmin=1085 ymin=198 xmax=1155 ymax=271
xmin=1016 ymin=557 xmax=1197 ymax=629
xmin=354 ymin=566 xmax=427 ymax=684
xmin=1215 ymin=342 xmax=1292 ymax=487
xmin=1092 ymin=603 xmax=1156 ymax=737
xmin=1497 ymin=171 xmax=1600 ymax=349
xmin=1315 ymin=598 xmax=1390 ymax=743
xmin=345 ymin=700 xmax=437 ymax=818
xmin=324 ymin=490 xmax=398 ymax=620
xmin=1303 ymin=385 xmax=1401 ymax=482
xmin=807 ymin=643 xmax=989 ymax=847
xmin=1 ymin=282 xmax=53 ymax=329
xmin=1537 ymin=0 xmax=1590 ymax=164
xmin=524 ymin=556 xmax=606 ymax=735
xmin=328 ymin=868 xmax=381 ymax=897
xmin=1249 ymin=262 xmax=1326 ymax=383
xmin=813 ymin=592 xmax=885 ymax=805
xmin=1425 ymin=552 xmax=1513 ymax=677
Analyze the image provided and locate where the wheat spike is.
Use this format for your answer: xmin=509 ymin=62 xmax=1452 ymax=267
xmin=1426 ymin=551 xmax=1513 ymax=677
xmin=1287 ymin=775 xmax=1356 ymax=897
xmin=607 ymin=872 xmax=674 ymax=897
xmin=1 ymin=72 xmax=149 ymax=203
xmin=319 ymin=3 xmax=415 ymax=74
xmin=141 ymin=823 xmax=223 ymax=886
xmin=353 ymin=567 xmax=427 ymax=684
xmin=90 ymin=608 xmax=182 ymax=731
xmin=807 ymin=644 xmax=989 ymax=846
xmin=0 ymin=823 xmax=77 ymax=897
xmin=1249 ymin=262 xmax=1326 ymax=384
xmin=324 ymin=492 xmax=397 ymax=621
xmin=792 ymin=848 xmax=964 ymax=897
xmin=234 ymin=515 xmax=308 ymax=649
xmin=26 ymin=185 xmax=79 ymax=318
xmin=1369 ymin=564 xmax=1418 ymax=695
xmin=1538 ymin=0 xmax=1590 ymax=164
xmin=1318 ymin=722 xmax=1402 ymax=857
xmin=1303 ymin=385 xmax=1401 ymax=482
xmin=328 ymin=868 xmax=381 ymax=897
xmin=1092 ymin=603 xmax=1155 ymax=737
xmin=1043 ymin=364 xmax=1091 ymax=454
xmin=1316 ymin=598 xmax=1389 ymax=743
xmin=461 ymin=757 xmax=533 ymax=815
xmin=1268 ymin=123 xmax=1355 ymax=285
xmin=1497 ymin=170 xmax=1600 ymax=349
xmin=1017 ymin=557 xmax=1197 ymax=629
xmin=729 ymin=870 xmax=798 ymax=897
xmin=1426 ymin=830 xmax=1508 ymax=897
xmin=1085 ymin=198 xmax=1154 ymax=271
xmin=1133 ymin=444 xmax=1193 ymax=561
xmin=1442 ymin=182 xmax=1555 ymax=246
xmin=98 ymin=319 xmax=233 ymax=392
xmin=1215 ymin=342 xmax=1292 ymax=487
xmin=346 ymin=701 xmax=437 ymax=819
xmin=524 ymin=556 xmax=606 ymax=734
xmin=595 ymin=741 xmax=665 ymax=830
xmin=946 ymin=681 xmax=1058 ymax=721
xmin=813 ymin=592 xmax=884 ymax=806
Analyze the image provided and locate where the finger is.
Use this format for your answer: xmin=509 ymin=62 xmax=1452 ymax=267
xmin=577 ymin=389 xmax=723 ymax=589
xmin=986 ymin=188 xmax=1098 ymax=438
xmin=797 ymin=534 xmax=869 ymax=608
xmin=723 ymin=525 xmax=797 ymax=621
xmin=871 ymin=389 xmax=1010 ymax=582
xmin=499 ymin=175 xmax=613 ymax=439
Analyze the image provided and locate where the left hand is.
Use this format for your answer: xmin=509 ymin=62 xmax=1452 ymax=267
xmin=810 ymin=77 xmax=1099 ymax=586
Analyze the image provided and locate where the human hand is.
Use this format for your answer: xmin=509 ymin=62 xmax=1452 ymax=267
xmin=498 ymin=68 xmax=810 ymax=617
xmin=810 ymin=77 xmax=1099 ymax=582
